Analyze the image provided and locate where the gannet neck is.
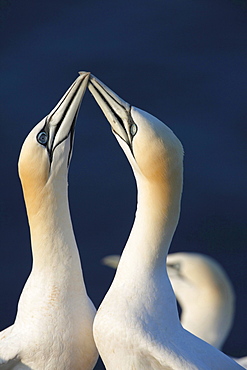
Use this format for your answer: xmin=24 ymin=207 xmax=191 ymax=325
xmin=108 ymin=116 xmax=183 ymax=332
xmin=26 ymin=178 xmax=81 ymax=273
xmin=110 ymin=104 xmax=183 ymax=281
xmin=118 ymin=161 xmax=183 ymax=278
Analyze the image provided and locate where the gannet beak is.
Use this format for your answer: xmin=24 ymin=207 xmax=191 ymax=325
xmin=101 ymin=255 xmax=120 ymax=269
xmin=88 ymin=75 xmax=132 ymax=145
xmin=39 ymin=72 xmax=90 ymax=163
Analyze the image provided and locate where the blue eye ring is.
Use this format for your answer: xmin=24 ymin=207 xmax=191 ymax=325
xmin=130 ymin=123 xmax=138 ymax=136
xmin=37 ymin=131 xmax=48 ymax=145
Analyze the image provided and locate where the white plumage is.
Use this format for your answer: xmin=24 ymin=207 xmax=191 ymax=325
xmin=102 ymin=252 xmax=235 ymax=349
xmin=0 ymin=73 xmax=98 ymax=369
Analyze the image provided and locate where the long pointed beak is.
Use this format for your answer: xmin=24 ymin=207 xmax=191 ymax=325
xmin=44 ymin=72 xmax=90 ymax=155
xmin=88 ymin=75 xmax=131 ymax=144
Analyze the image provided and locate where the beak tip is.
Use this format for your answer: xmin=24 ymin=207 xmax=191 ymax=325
xmin=78 ymin=71 xmax=90 ymax=89
xmin=78 ymin=71 xmax=91 ymax=78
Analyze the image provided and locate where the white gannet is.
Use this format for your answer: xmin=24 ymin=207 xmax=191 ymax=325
xmin=166 ymin=252 xmax=235 ymax=350
xmin=0 ymin=72 xmax=98 ymax=369
xmin=101 ymin=252 xmax=235 ymax=349
xmin=88 ymin=75 xmax=244 ymax=369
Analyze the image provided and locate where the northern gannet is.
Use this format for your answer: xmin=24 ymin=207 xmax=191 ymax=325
xmin=88 ymin=75 xmax=244 ymax=369
xmin=0 ymin=72 xmax=98 ymax=369
xmin=101 ymin=252 xmax=235 ymax=349
xmin=166 ymin=252 xmax=235 ymax=350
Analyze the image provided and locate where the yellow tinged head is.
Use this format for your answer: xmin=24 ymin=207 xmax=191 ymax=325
xmin=130 ymin=107 xmax=184 ymax=185
xmin=19 ymin=122 xmax=50 ymax=190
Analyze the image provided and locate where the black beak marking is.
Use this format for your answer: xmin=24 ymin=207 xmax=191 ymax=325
xmin=41 ymin=78 xmax=84 ymax=165
xmin=90 ymin=81 xmax=136 ymax=158
xmin=91 ymin=82 xmax=127 ymax=134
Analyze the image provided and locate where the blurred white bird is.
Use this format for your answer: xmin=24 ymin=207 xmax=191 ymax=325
xmin=0 ymin=73 xmax=98 ymax=369
xmin=167 ymin=252 xmax=235 ymax=349
xmin=88 ymin=74 xmax=243 ymax=369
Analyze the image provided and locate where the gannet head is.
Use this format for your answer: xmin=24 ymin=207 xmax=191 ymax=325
xmin=166 ymin=252 xmax=235 ymax=307
xmin=18 ymin=72 xmax=89 ymax=200
xmin=88 ymin=75 xmax=183 ymax=184
xmin=18 ymin=72 xmax=90 ymax=218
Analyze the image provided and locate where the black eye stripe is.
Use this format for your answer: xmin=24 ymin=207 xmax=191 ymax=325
xmin=167 ymin=263 xmax=181 ymax=272
xmin=46 ymin=81 xmax=82 ymax=153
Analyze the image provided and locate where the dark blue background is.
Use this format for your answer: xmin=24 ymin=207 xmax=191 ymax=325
xmin=0 ymin=1 xmax=246 ymax=368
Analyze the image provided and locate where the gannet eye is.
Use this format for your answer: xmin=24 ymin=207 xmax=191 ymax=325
xmin=168 ymin=263 xmax=181 ymax=272
xmin=130 ymin=123 xmax=138 ymax=136
xmin=173 ymin=263 xmax=181 ymax=272
xmin=37 ymin=131 xmax=48 ymax=146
